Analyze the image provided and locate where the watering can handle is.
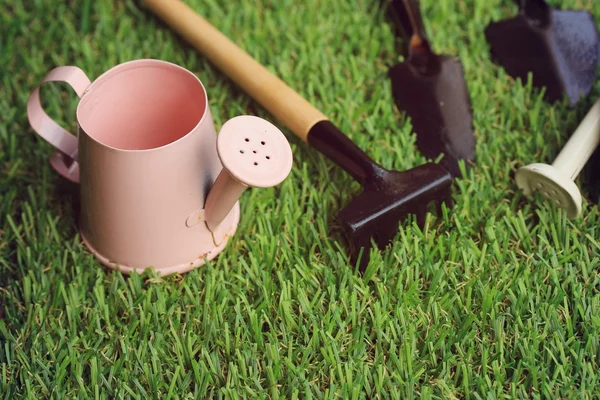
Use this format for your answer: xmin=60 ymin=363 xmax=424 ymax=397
xmin=141 ymin=0 xmax=327 ymax=143
xmin=26 ymin=67 xmax=91 ymax=183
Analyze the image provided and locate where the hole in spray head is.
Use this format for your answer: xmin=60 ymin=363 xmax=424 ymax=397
xmin=245 ymin=138 xmax=249 ymax=142
xmin=254 ymin=162 xmax=258 ymax=166
xmin=253 ymin=150 xmax=257 ymax=154
xmin=261 ymin=141 xmax=265 ymax=145
xmin=240 ymin=150 xmax=244 ymax=154
xmin=266 ymin=156 xmax=270 ymax=160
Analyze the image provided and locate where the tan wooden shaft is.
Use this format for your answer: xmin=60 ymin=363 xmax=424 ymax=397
xmin=142 ymin=0 xmax=328 ymax=142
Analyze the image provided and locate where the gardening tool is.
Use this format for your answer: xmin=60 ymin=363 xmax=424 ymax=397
xmin=27 ymin=59 xmax=292 ymax=275
xmin=141 ymin=0 xmax=453 ymax=269
xmin=385 ymin=0 xmax=475 ymax=178
xmin=485 ymin=0 xmax=600 ymax=106
xmin=515 ymin=97 xmax=600 ymax=219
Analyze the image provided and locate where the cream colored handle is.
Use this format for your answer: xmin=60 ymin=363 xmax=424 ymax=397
xmin=142 ymin=0 xmax=328 ymax=142
xmin=552 ymin=97 xmax=600 ymax=179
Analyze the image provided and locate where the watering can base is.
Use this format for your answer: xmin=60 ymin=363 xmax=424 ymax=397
xmin=79 ymin=204 xmax=240 ymax=276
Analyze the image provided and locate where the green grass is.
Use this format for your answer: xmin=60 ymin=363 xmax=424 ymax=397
xmin=2 ymin=0 xmax=600 ymax=398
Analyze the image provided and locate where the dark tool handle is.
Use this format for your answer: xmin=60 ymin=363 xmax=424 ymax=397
xmin=388 ymin=0 xmax=440 ymax=74
xmin=307 ymin=121 xmax=385 ymax=185
xmin=513 ymin=0 xmax=550 ymax=26
xmin=388 ymin=0 xmax=428 ymax=43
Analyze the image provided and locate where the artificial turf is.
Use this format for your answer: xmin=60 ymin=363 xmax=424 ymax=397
xmin=1 ymin=0 xmax=600 ymax=398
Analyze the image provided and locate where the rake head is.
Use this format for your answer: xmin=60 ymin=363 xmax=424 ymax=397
xmin=336 ymin=163 xmax=453 ymax=269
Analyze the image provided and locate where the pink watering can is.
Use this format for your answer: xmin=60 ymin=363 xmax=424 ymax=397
xmin=27 ymin=59 xmax=293 ymax=275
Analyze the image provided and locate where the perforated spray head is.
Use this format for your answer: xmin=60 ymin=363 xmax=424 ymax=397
xmin=515 ymin=163 xmax=582 ymax=218
xmin=515 ymin=97 xmax=600 ymax=219
xmin=204 ymin=115 xmax=293 ymax=231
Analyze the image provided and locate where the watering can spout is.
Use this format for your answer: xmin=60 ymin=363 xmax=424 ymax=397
xmin=203 ymin=115 xmax=293 ymax=231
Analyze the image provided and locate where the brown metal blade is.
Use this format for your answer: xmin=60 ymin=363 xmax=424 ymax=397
xmin=386 ymin=0 xmax=476 ymax=178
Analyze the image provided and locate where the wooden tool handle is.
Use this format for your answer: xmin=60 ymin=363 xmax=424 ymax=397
xmin=142 ymin=0 xmax=328 ymax=142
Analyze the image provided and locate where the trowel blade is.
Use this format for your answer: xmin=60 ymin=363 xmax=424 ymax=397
xmin=389 ymin=55 xmax=475 ymax=178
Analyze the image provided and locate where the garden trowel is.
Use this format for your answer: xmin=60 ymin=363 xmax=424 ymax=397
xmin=386 ymin=0 xmax=475 ymax=178
xmin=485 ymin=0 xmax=600 ymax=106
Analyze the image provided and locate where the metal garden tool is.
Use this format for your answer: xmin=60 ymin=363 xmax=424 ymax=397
xmin=386 ymin=0 xmax=476 ymax=178
xmin=516 ymin=97 xmax=600 ymax=219
xmin=485 ymin=0 xmax=600 ymax=106
xmin=142 ymin=0 xmax=454 ymax=270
